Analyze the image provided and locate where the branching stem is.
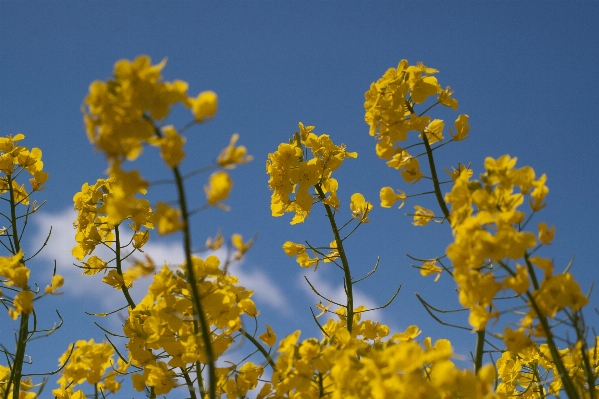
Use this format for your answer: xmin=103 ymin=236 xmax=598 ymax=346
xmin=314 ymin=183 xmax=354 ymax=332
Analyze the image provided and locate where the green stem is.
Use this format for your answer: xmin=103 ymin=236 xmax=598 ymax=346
xmin=474 ymin=330 xmax=485 ymax=374
xmin=180 ymin=368 xmax=198 ymax=399
xmin=532 ymin=364 xmax=547 ymax=399
xmin=573 ymin=312 xmax=595 ymax=399
xmin=196 ymin=361 xmax=207 ymax=399
xmin=7 ymin=174 xmax=29 ymax=399
xmin=173 ymin=165 xmax=216 ymax=399
xmin=527 ymin=293 xmax=580 ymax=399
xmin=524 ymin=253 xmax=540 ymax=291
xmin=148 ymin=117 xmax=215 ymax=398
xmin=420 ymin=124 xmax=450 ymax=220
xmin=414 ymin=105 xmax=486 ymax=372
xmin=314 ymin=184 xmax=354 ymax=333
xmin=239 ymin=328 xmax=276 ymax=371
xmin=114 ymin=225 xmax=136 ymax=309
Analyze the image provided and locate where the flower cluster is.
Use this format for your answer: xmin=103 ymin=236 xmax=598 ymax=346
xmin=83 ymin=55 xmax=216 ymax=162
xmin=123 ymin=255 xmax=257 ymax=395
xmin=444 ymin=155 xmax=585 ymax=330
xmin=5 ymin=55 xmax=597 ymax=399
xmin=0 ymin=134 xmax=54 ymax=322
xmin=53 ymin=339 xmax=125 ymax=398
xmin=72 ymin=170 xmax=151 ymax=259
xmin=70 ymin=56 xmax=253 ymax=397
xmin=257 ymin=310 xmax=498 ymax=399
xmin=0 ymin=134 xmax=48 ymax=195
xmin=0 ymin=364 xmax=36 ymax=399
xmin=496 ymin=339 xmax=599 ymax=398
xmin=364 ymin=60 xmax=469 ymax=186
xmin=71 ymin=170 xmax=155 ymax=294
xmin=281 ymin=192 xmax=371 ymax=270
xmin=266 ymin=123 xmax=357 ymax=224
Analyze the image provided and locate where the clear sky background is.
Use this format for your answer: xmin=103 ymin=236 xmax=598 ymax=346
xmin=2 ymin=2 xmax=599 ymax=398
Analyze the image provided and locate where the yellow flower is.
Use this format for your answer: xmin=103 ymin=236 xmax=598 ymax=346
xmin=239 ymin=298 xmax=258 ymax=317
xmin=10 ymin=290 xmax=34 ymax=319
xmin=150 ymin=125 xmax=185 ymax=168
xmin=102 ymin=269 xmax=128 ymax=290
xmin=535 ymin=273 xmax=588 ymax=317
xmin=422 ymin=119 xmax=445 ymax=144
xmin=385 ymin=148 xmax=412 ymax=170
xmin=29 ymin=170 xmax=49 ymax=191
xmin=17 ymin=147 xmax=44 ymax=174
xmin=445 ymin=163 xmax=472 ymax=181
xmin=258 ymin=325 xmax=277 ymax=347
xmin=282 ymin=241 xmax=306 ymax=256
xmin=11 ymin=180 xmax=29 ymax=206
xmin=122 ymin=256 xmax=155 ymax=285
xmin=420 ymin=260 xmax=442 ymax=282
xmin=82 ymin=255 xmax=107 ymax=276
xmin=410 ymin=75 xmax=440 ymax=104
xmin=232 ymin=233 xmax=254 ymax=260
xmin=538 ymin=222 xmax=555 ymax=245
xmin=379 ymin=186 xmax=406 ymax=209
xmin=205 ymin=230 xmax=224 ymax=250
xmin=400 ymin=157 xmax=424 ymax=184
xmin=132 ymin=230 xmax=150 ymax=250
xmin=153 ymin=202 xmax=184 ymax=235
xmin=323 ymin=240 xmax=339 ymax=263
xmin=391 ymin=325 xmax=422 ymax=342
xmin=217 ymin=133 xmax=253 ymax=169
xmin=349 ymin=193 xmax=372 ymax=223
xmin=438 ymin=86 xmax=458 ymax=110
xmin=0 ymin=133 xmax=25 ymax=152
xmin=204 ymin=171 xmax=232 ymax=208
xmin=413 ymin=205 xmax=435 ymax=226
xmin=502 ymin=327 xmax=535 ymax=354
xmin=45 ymin=274 xmax=64 ymax=294
xmin=190 ymin=90 xmax=218 ymax=122
xmin=145 ymin=362 xmax=177 ymax=395
xmin=502 ymin=264 xmax=529 ymax=295
xmin=0 ymin=153 xmax=15 ymax=174
xmin=530 ymin=174 xmax=549 ymax=211
xmin=450 ymin=114 xmax=470 ymax=141
xmin=296 ymin=252 xmax=319 ymax=269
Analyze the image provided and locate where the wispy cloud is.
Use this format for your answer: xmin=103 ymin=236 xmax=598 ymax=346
xmin=29 ymin=208 xmax=291 ymax=315
xmin=29 ymin=208 xmax=184 ymax=308
xmin=228 ymin=259 xmax=291 ymax=316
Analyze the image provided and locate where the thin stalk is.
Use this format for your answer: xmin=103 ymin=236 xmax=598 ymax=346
xmin=527 ymin=292 xmax=580 ymax=399
xmin=173 ymin=165 xmax=216 ymax=399
xmin=196 ymin=361 xmax=207 ymax=399
xmin=523 ymin=256 xmax=585 ymax=396
xmin=413 ymin=104 xmax=485 ymax=372
xmin=7 ymin=173 xmax=29 ymax=399
xmin=474 ymin=330 xmax=485 ymax=374
xmin=149 ymin=118 xmax=216 ymax=398
xmin=572 ymin=312 xmax=595 ymax=399
xmin=533 ymin=365 xmax=547 ymax=399
xmin=113 ymin=225 xmax=136 ymax=309
xmin=420 ymin=123 xmax=450 ymax=219
xmin=314 ymin=184 xmax=354 ymax=332
xmin=524 ymin=253 xmax=541 ymax=291
xmin=239 ymin=328 xmax=276 ymax=370
xmin=180 ymin=369 xmax=198 ymax=399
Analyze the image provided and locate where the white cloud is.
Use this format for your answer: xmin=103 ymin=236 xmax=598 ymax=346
xmin=29 ymin=208 xmax=291 ymax=315
xmin=228 ymin=259 xmax=291 ymax=316
xmin=29 ymin=208 xmax=185 ymax=309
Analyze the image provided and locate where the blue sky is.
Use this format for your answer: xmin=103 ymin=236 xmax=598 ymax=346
xmin=2 ymin=2 xmax=599 ymax=398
